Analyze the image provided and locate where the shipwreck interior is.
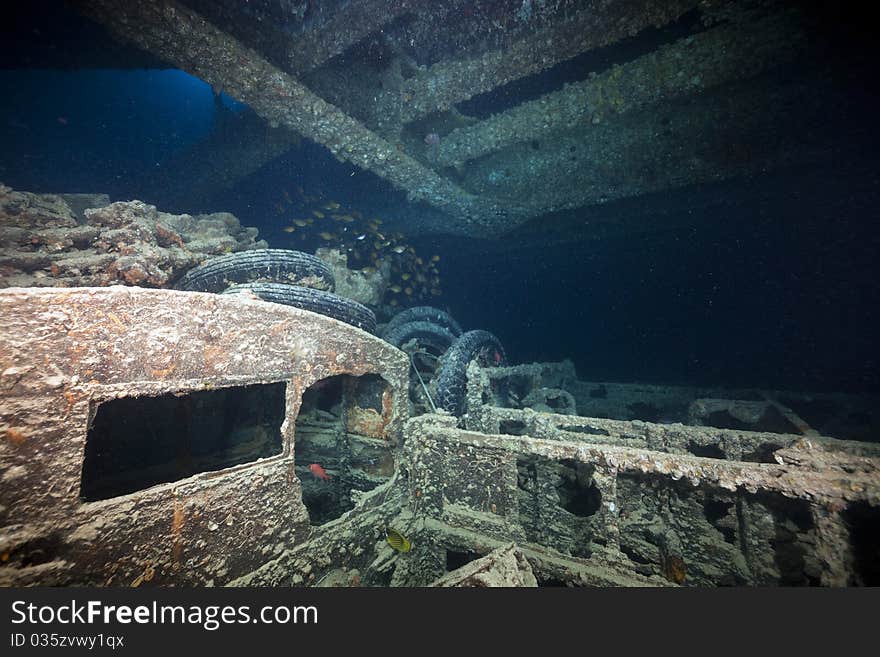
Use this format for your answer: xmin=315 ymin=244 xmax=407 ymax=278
xmin=0 ymin=0 xmax=878 ymax=587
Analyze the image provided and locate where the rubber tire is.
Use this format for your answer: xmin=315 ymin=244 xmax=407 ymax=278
xmin=222 ymin=282 xmax=376 ymax=333
xmin=176 ymin=249 xmax=334 ymax=293
xmin=384 ymin=320 xmax=457 ymax=353
xmin=435 ymin=330 xmax=507 ymax=417
xmin=382 ymin=306 xmax=462 ymax=338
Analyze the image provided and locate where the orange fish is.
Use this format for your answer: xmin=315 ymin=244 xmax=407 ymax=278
xmin=308 ymin=463 xmax=331 ymax=481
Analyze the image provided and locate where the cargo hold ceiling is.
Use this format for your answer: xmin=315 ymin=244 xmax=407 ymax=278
xmin=11 ymin=1 xmax=880 ymax=241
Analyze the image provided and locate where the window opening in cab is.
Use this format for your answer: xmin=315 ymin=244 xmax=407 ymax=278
xmin=295 ymin=373 xmax=394 ymax=525
xmin=80 ymin=382 xmax=286 ymax=502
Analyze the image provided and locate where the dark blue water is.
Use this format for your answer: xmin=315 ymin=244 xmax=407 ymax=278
xmin=0 ymin=68 xmax=242 ymax=197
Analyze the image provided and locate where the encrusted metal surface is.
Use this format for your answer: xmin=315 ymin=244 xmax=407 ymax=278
xmin=2 ymin=294 xmax=877 ymax=586
xmin=405 ymin=412 xmax=880 ymax=585
xmin=468 ymin=360 xmax=880 ymax=442
xmin=76 ymin=0 xmax=523 ymax=235
xmin=0 ymin=286 xmax=408 ymax=586
xmin=379 ymin=0 xmax=702 ymax=127
xmin=429 ymin=542 xmax=537 ymax=586
xmin=64 ymin=1 xmax=870 ymax=238
xmin=429 ymin=11 xmax=807 ymax=168
xmin=370 ymin=363 xmax=878 ymax=586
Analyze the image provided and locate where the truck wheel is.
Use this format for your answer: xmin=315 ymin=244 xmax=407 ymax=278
xmin=435 ymin=330 xmax=506 ymax=416
xmin=223 ymin=282 xmax=376 ymax=333
xmin=382 ymin=306 xmax=462 ymax=338
xmin=176 ymin=249 xmax=334 ymax=293
xmin=384 ymin=320 xmax=457 ymax=353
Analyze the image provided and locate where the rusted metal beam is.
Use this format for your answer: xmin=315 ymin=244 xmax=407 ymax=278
xmin=476 ymin=405 xmax=880 ymax=461
xmin=425 ymin=518 xmax=664 ymax=586
xmin=375 ymin=0 xmax=701 ymax=131
xmin=431 ymin=11 xmax=808 ymax=168
xmin=465 ymin=361 xmax=880 ymax=444
xmin=460 ymin=70 xmax=843 ymax=220
xmin=286 ymin=0 xmax=423 ymax=76
xmin=76 ymin=0 xmax=525 ymax=234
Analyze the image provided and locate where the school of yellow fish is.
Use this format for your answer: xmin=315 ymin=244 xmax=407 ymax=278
xmin=275 ymin=185 xmax=442 ymax=304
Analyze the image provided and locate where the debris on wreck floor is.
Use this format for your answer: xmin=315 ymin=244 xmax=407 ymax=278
xmin=469 ymin=360 xmax=880 ymax=443
xmin=430 ymin=543 xmax=538 ymax=587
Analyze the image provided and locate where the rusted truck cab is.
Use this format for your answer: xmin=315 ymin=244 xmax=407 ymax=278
xmin=0 ymin=286 xmax=408 ymax=586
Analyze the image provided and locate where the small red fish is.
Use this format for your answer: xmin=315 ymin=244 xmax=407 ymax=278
xmin=308 ymin=463 xmax=331 ymax=481
xmin=56 ymin=116 xmax=68 ymax=125
xmin=494 ymin=350 xmax=502 ymax=364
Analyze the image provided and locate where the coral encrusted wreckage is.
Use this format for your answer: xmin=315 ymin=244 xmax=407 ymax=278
xmin=0 ymin=184 xmax=265 ymax=288
xmin=0 ymin=273 xmax=878 ymax=586
xmin=0 ymin=0 xmax=879 ymax=587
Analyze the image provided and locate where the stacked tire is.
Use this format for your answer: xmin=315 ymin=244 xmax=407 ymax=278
xmin=175 ymin=249 xmax=376 ymax=333
xmin=381 ymin=306 xmax=506 ymax=417
xmin=381 ymin=306 xmax=463 ymax=353
xmin=434 ymin=330 xmax=507 ymax=417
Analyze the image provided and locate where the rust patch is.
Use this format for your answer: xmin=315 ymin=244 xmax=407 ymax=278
xmin=106 ymin=312 xmax=126 ymax=330
xmin=348 ymin=406 xmax=386 ymax=438
xmin=171 ymin=503 xmax=184 ymax=563
xmin=154 ymin=222 xmax=185 ymax=248
xmin=65 ymin=342 xmax=90 ymax=365
xmin=131 ymin=563 xmax=156 ymax=588
xmin=62 ymin=390 xmax=78 ymax=416
xmin=381 ymin=388 xmax=394 ymax=441
xmin=203 ymin=343 xmax=228 ymax=370
xmin=663 ymin=554 xmax=687 ymax=585
xmin=151 ymin=362 xmax=177 ymax=379
xmin=268 ymin=322 xmax=291 ymax=337
xmin=5 ymin=428 xmax=26 ymax=444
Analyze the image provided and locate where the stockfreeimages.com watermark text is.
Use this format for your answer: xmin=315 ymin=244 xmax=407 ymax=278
xmin=10 ymin=599 xmax=317 ymax=632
